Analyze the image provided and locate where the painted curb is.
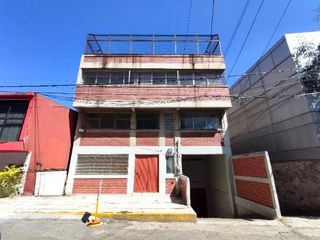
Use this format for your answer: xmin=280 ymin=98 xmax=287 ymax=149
xmin=13 ymin=211 xmax=197 ymax=222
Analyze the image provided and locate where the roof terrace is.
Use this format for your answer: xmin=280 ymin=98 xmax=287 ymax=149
xmin=84 ymin=34 xmax=222 ymax=55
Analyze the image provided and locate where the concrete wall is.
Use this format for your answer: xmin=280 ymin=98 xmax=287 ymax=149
xmin=228 ymin=32 xmax=320 ymax=214
xmin=207 ymin=155 xmax=234 ymax=217
xmin=182 ymin=154 xmax=234 ymax=217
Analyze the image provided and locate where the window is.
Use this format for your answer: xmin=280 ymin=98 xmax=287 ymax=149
xmin=76 ymin=154 xmax=128 ymax=175
xmin=83 ymin=71 xmax=128 ymax=85
xmin=152 ymin=72 xmax=166 ymax=85
xmin=136 ymin=112 xmax=159 ymax=129
xmin=166 ymin=72 xmax=178 ymax=85
xmin=0 ymin=101 xmax=29 ymax=142
xmin=85 ymin=113 xmax=131 ymax=129
xmin=166 ymin=156 xmax=175 ymax=174
xmin=164 ymin=113 xmax=174 ymax=131
xmin=180 ymin=113 xmax=221 ymax=130
xmin=179 ymin=72 xmax=194 ymax=85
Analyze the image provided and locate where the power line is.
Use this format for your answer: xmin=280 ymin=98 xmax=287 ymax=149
xmin=183 ymin=0 xmax=193 ymax=53
xmin=224 ymin=0 xmax=251 ymax=57
xmin=0 ymin=68 xmax=315 ymax=89
xmin=228 ymin=0 xmax=266 ymax=78
xmin=210 ymin=0 xmax=215 ymax=35
xmin=262 ymin=0 xmax=292 ymax=54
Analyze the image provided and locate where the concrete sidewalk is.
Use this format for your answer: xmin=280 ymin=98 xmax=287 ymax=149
xmin=0 ymin=195 xmax=196 ymax=222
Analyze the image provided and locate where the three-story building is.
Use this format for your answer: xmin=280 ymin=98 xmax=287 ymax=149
xmin=65 ymin=34 xmax=234 ymax=217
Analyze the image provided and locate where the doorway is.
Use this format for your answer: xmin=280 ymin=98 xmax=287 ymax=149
xmin=134 ymin=155 xmax=159 ymax=192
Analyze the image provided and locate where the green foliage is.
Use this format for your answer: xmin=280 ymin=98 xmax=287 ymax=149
xmin=0 ymin=165 xmax=23 ymax=198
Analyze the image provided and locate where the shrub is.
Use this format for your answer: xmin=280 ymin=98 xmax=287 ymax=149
xmin=0 ymin=165 xmax=23 ymax=198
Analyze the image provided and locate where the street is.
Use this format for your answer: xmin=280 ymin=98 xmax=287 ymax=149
xmin=0 ymin=217 xmax=319 ymax=240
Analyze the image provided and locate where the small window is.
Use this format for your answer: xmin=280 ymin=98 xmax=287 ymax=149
xmin=85 ymin=113 xmax=131 ymax=129
xmin=166 ymin=156 xmax=175 ymax=174
xmin=0 ymin=101 xmax=29 ymax=142
xmin=180 ymin=113 xmax=221 ymax=130
xmin=136 ymin=112 xmax=159 ymax=129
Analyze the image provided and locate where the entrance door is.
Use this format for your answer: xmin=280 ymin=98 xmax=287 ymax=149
xmin=134 ymin=155 xmax=159 ymax=192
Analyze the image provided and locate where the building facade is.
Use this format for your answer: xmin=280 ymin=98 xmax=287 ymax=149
xmin=0 ymin=93 xmax=76 ymax=195
xmin=228 ymin=31 xmax=320 ymax=214
xmin=65 ymin=34 xmax=234 ymax=217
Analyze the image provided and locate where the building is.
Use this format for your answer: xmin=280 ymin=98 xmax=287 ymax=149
xmin=0 ymin=93 xmax=76 ymax=195
xmin=228 ymin=31 xmax=320 ymax=214
xmin=65 ymin=34 xmax=234 ymax=217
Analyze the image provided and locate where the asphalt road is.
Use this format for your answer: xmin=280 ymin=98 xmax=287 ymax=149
xmin=0 ymin=217 xmax=319 ymax=240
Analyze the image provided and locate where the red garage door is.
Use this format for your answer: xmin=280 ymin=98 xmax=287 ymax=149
xmin=134 ymin=155 xmax=159 ymax=192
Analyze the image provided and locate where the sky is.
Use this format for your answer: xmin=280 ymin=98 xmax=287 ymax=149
xmin=0 ymin=0 xmax=319 ymax=107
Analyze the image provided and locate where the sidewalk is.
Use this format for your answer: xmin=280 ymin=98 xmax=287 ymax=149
xmin=0 ymin=195 xmax=196 ymax=222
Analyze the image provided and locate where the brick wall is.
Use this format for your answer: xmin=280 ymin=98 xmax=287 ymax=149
xmin=181 ymin=132 xmax=223 ymax=146
xmin=166 ymin=178 xmax=176 ymax=195
xmin=136 ymin=131 xmax=159 ymax=146
xmin=235 ymin=180 xmax=273 ymax=208
xmin=165 ymin=132 xmax=175 ymax=146
xmin=232 ymin=152 xmax=276 ymax=210
xmin=233 ymin=156 xmax=267 ymax=178
xmin=73 ymin=178 xmax=127 ymax=194
xmin=79 ymin=132 xmax=130 ymax=146
xmin=75 ymin=86 xmax=230 ymax=102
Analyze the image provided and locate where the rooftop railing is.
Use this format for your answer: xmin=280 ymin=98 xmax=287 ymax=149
xmin=84 ymin=34 xmax=222 ymax=55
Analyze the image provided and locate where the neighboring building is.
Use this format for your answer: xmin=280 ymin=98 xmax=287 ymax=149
xmin=65 ymin=34 xmax=234 ymax=217
xmin=228 ymin=31 xmax=320 ymax=214
xmin=0 ymin=93 xmax=77 ymax=195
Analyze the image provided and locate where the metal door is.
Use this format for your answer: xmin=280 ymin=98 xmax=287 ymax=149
xmin=134 ymin=155 xmax=159 ymax=192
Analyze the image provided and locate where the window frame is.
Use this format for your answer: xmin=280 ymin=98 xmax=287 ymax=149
xmin=85 ymin=112 xmax=131 ymax=130
xmin=180 ymin=112 xmax=221 ymax=131
xmin=0 ymin=100 xmax=29 ymax=142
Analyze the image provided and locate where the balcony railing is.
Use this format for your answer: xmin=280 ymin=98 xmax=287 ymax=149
xmin=84 ymin=34 xmax=222 ymax=55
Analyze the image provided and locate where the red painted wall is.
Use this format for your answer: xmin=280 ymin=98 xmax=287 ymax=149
xmin=21 ymin=94 xmax=76 ymax=195
xmin=73 ymin=178 xmax=127 ymax=194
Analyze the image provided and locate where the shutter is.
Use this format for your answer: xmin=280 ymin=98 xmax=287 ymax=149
xmin=76 ymin=154 xmax=128 ymax=175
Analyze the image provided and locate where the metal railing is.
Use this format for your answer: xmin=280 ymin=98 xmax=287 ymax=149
xmin=84 ymin=34 xmax=222 ymax=55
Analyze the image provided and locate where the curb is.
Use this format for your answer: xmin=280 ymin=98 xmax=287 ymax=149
xmin=13 ymin=211 xmax=197 ymax=222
